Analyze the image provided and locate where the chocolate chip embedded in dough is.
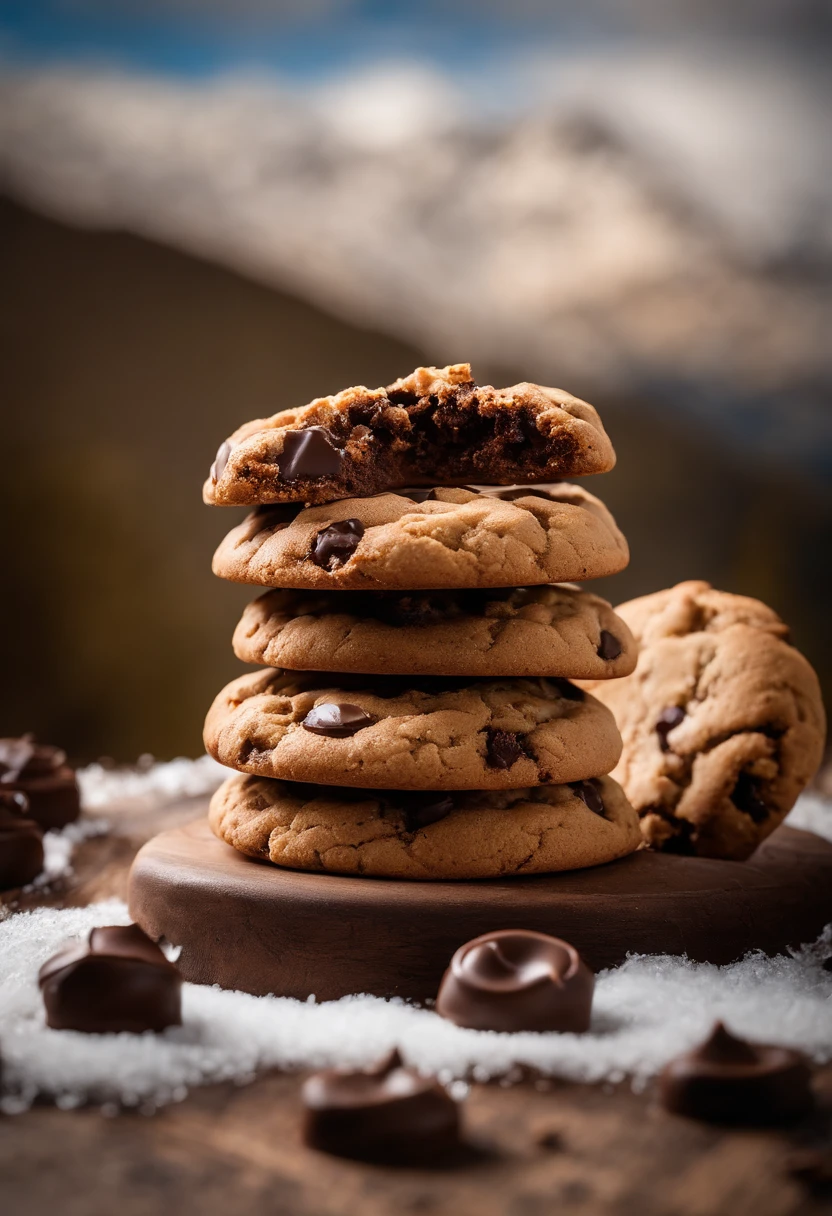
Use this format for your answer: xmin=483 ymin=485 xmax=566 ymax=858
xmin=399 ymin=793 xmax=455 ymax=832
xmin=302 ymin=702 xmax=375 ymax=738
xmin=486 ymin=729 xmax=526 ymax=770
xmin=570 ymin=779 xmax=605 ymax=817
xmin=597 ymin=630 xmax=622 ymax=660
xmin=279 ymin=427 xmax=343 ymax=481
xmin=656 ymin=706 xmax=686 ymax=753
xmin=731 ymin=771 xmax=770 ymax=823
xmin=310 ymin=520 xmax=365 ymax=571
xmin=210 ymin=440 xmax=232 ymax=483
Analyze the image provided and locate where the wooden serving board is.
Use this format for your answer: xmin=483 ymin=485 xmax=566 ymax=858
xmin=128 ymin=818 xmax=832 ymax=1002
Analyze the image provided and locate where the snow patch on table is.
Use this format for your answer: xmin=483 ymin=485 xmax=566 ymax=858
xmin=1 ymin=899 xmax=829 ymax=1115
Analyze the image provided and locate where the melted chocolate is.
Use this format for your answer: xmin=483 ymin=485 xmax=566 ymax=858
xmin=398 ymin=793 xmax=455 ymax=832
xmin=302 ymin=703 xmax=375 ymax=737
xmin=279 ymin=427 xmax=343 ymax=481
xmin=310 ymin=519 xmax=365 ymax=570
xmin=436 ymin=930 xmax=595 ymax=1033
xmin=0 ymin=790 xmax=44 ymax=890
xmin=486 ymin=729 xmax=527 ymax=770
xmin=570 ymin=779 xmax=605 ymax=817
xmin=302 ymin=1047 xmax=461 ymax=1162
xmin=731 ymin=771 xmax=770 ymax=823
xmin=38 ymin=923 xmax=182 ymax=1034
xmin=210 ymin=440 xmax=232 ymax=483
xmin=660 ymin=1021 xmax=813 ymax=1125
xmin=656 ymin=707 xmax=686 ymax=753
xmin=597 ymin=630 xmax=622 ymax=660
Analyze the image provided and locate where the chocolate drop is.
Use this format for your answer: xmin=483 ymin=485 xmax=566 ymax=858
xmin=398 ymin=488 xmax=436 ymax=503
xmin=302 ymin=702 xmax=375 ymax=738
xmin=210 ymin=440 xmax=232 ymax=483
xmin=0 ymin=735 xmax=66 ymax=783
xmin=436 ymin=930 xmax=595 ymax=1033
xmin=38 ymin=922 xmax=182 ymax=1034
xmin=0 ymin=791 xmax=44 ymax=890
xmin=659 ymin=1021 xmax=813 ymax=1125
xmin=486 ymin=729 xmax=526 ymax=770
xmin=279 ymin=427 xmax=343 ymax=481
xmin=310 ymin=519 xmax=365 ymax=571
xmin=656 ymin=706 xmax=686 ymax=752
xmin=570 ymin=779 xmax=605 ymax=817
xmin=301 ymin=1047 xmax=461 ymax=1162
xmin=597 ymin=630 xmax=622 ymax=660
xmin=731 ymin=771 xmax=770 ymax=823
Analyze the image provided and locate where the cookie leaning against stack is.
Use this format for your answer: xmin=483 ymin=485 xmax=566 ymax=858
xmin=203 ymin=363 xmax=642 ymax=880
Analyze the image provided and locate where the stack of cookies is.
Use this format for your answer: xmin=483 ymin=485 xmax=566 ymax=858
xmin=202 ymin=364 xmax=642 ymax=880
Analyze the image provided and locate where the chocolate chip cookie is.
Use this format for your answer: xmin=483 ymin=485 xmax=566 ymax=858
xmin=212 ymin=484 xmax=628 ymax=591
xmin=209 ymin=773 xmax=641 ymax=879
xmin=204 ymin=669 xmax=622 ymax=790
xmin=233 ymin=585 xmax=637 ymax=679
xmin=583 ymin=581 xmax=826 ymax=860
xmin=204 ymin=363 xmax=615 ymax=507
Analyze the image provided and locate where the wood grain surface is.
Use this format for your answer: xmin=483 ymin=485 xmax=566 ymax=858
xmin=3 ymin=795 xmax=831 ymax=1216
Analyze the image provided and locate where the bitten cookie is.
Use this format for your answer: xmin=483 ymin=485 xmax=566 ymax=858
xmin=212 ymin=484 xmax=629 ymax=591
xmin=204 ymin=363 xmax=615 ymax=506
xmin=204 ymin=669 xmax=622 ymax=791
xmin=233 ymin=585 xmax=637 ymax=679
xmin=209 ymin=774 xmax=642 ymax=879
xmin=583 ymin=581 xmax=826 ymax=860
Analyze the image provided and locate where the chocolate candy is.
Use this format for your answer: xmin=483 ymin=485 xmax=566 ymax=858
xmin=310 ymin=519 xmax=365 ymax=570
xmin=436 ymin=930 xmax=594 ymax=1033
xmin=0 ymin=790 xmax=44 ymax=890
xmin=302 ymin=702 xmax=375 ymax=737
xmin=569 ymin=779 xmax=605 ymax=816
xmin=210 ymin=439 xmax=232 ymax=483
xmin=486 ymin=729 xmax=526 ymax=770
xmin=39 ymin=923 xmax=182 ymax=1034
xmin=301 ymin=1047 xmax=461 ymax=1162
xmin=0 ymin=734 xmax=80 ymax=830
xmin=597 ymin=629 xmax=622 ymax=660
xmin=655 ymin=707 xmax=685 ymax=753
xmin=660 ymin=1021 xmax=814 ymax=1125
xmin=279 ymin=427 xmax=342 ymax=481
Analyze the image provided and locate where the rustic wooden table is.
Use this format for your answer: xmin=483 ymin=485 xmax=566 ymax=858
xmin=2 ymin=796 xmax=831 ymax=1216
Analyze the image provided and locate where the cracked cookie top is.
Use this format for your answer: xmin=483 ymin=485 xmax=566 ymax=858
xmin=583 ymin=581 xmax=826 ymax=860
xmin=212 ymin=483 xmax=629 ymax=590
xmin=203 ymin=668 xmax=622 ymax=791
xmin=203 ymin=364 xmax=615 ymax=506
xmin=232 ymin=584 xmax=637 ymax=680
xmin=209 ymin=773 xmax=641 ymax=880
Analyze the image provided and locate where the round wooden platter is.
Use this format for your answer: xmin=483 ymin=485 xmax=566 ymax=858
xmin=128 ymin=817 xmax=832 ymax=1003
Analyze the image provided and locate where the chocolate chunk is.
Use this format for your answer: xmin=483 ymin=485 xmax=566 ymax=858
xmin=399 ymin=793 xmax=455 ymax=832
xmin=551 ymin=678 xmax=585 ymax=702
xmin=0 ymin=790 xmax=44 ymax=890
xmin=597 ymin=630 xmax=622 ymax=661
xmin=301 ymin=1047 xmax=461 ymax=1163
xmin=310 ymin=519 xmax=365 ymax=570
xmin=570 ymin=779 xmax=605 ymax=817
xmin=659 ymin=1021 xmax=813 ymax=1125
xmin=210 ymin=440 xmax=232 ymax=483
xmin=486 ymin=729 xmax=526 ymax=770
xmin=38 ymin=923 xmax=182 ymax=1034
xmin=0 ymin=735 xmax=66 ymax=782
xmin=302 ymin=702 xmax=375 ymax=738
xmin=656 ymin=706 xmax=685 ymax=752
xmin=731 ymin=771 xmax=770 ymax=823
xmin=436 ymin=930 xmax=594 ymax=1033
xmin=279 ymin=427 xmax=343 ymax=481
